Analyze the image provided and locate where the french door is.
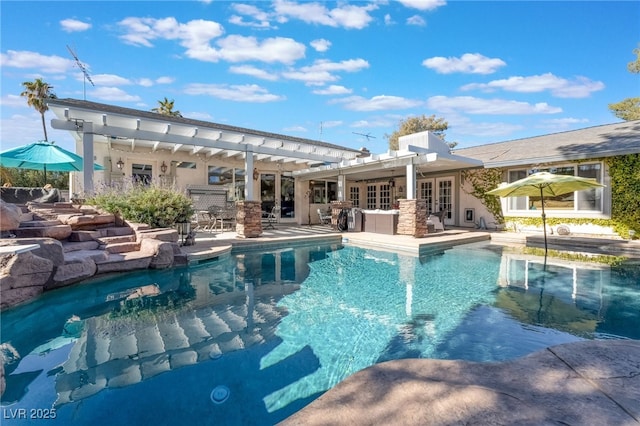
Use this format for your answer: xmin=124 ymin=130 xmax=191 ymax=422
xmin=419 ymin=176 xmax=455 ymax=226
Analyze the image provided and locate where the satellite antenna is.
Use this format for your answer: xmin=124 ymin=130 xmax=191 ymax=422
xmin=67 ymin=45 xmax=94 ymax=100
xmin=352 ymin=132 xmax=376 ymax=141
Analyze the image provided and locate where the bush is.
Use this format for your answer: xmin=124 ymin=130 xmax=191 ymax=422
xmin=88 ymin=183 xmax=194 ymax=228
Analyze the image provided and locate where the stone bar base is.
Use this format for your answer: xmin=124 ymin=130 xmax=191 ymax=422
xmin=330 ymin=201 xmax=353 ymax=229
xmin=397 ymin=199 xmax=428 ymax=237
xmin=236 ymin=201 xmax=262 ymax=238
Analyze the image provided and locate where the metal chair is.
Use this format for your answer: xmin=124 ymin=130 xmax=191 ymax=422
xmin=317 ymin=208 xmax=332 ymax=225
xmin=264 ymin=205 xmax=281 ymax=229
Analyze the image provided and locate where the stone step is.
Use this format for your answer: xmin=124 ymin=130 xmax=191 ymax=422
xmin=95 ymin=251 xmax=153 ymax=274
xmin=97 ymin=234 xmax=137 ymax=245
xmin=57 ymin=213 xmax=116 ymax=229
xmin=104 ymin=241 xmax=140 ymax=254
xmin=13 ymin=225 xmax=73 ymax=240
xmin=62 ymin=241 xmax=101 ymax=252
xmin=101 ymin=226 xmax=136 ymax=237
xmin=19 ymin=219 xmax=63 ymax=227
xmin=68 ymin=230 xmax=102 ymax=242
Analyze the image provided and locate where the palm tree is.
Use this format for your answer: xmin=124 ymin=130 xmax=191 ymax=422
xmin=20 ymin=78 xmax=57 ymax=141
xmin=152 ymin=97 xmax=183 ymax=117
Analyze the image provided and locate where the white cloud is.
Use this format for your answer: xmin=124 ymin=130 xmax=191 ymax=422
xmin=0 ymin=50 xmax=75 ymax=74
xmin=92 ymin=87 xmax=141 ymax=102
xmin=320 ymin=120 xmax=343 ymax=128
xmin=310 ymin=39 xmax=331 ymax=52
xmin=313 ymin=85 xmax=352 ymax=95
xmin=397 ymin=0 xmax=447 ymax=11
xmin=427 ymin=95 xmax=562 ymax=115
xmin=215 ymin=35 xmax=305 ymax=64
xmin=118 ymin=16 xmax=224 ymax=51
xmin=422 ymin=53 xmax=506 ymax=74
xmin=283 ymin=125 xmax=307 ymax=132
xmin=60 ymin=18 xmax=92 ymax=32
xmin=184 ymin=83 xmax=285 ymax=102
xmin=384 ymin=14 xmax=395 ymax=25
xmin=461 ymin=73 xmax=605 ymax=98
xmin=273 ymin=0 xmax=377 ymax=29
xmin=283 ymin=58 xmax=369 ymax=85
xmin=332 ymin=95 xmax=423 ymax=111
xmin=406 ymin=15 xmax=426 ymax=26
xmin=229 ymin=3 xmax=274 ymax=28
xmin=156 ymin=76 xmax=175 ymax=84
xmin=0 ymin=94 xmax=28 ymax=108
xmin=229 ymin=65 xmax=278 ymax=81
xmin=90 ymin=73 xmax=132 ymax=86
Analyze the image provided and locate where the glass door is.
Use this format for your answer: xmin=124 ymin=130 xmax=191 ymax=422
xmin=436 ymin=176 xmax=454 ymax=225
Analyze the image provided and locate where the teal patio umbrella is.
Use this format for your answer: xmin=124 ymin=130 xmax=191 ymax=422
xmin=0 ymin=141 xmax=104 ymax=185
xmin=487 ymin=172 xmax=604 ymax=255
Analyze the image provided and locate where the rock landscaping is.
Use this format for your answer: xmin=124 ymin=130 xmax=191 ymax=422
xmin=0 ymin=199 xmax=187 ymax=310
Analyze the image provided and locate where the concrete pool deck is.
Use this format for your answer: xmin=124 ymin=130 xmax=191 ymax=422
xmin=281 ymin=339 xmax=640 ymax=425
xmin=181 ymin=224 xmax=640 ymax=263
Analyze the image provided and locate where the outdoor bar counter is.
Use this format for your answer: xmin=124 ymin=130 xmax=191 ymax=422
xmin=362 ymin=209 xmax=399 ymax=235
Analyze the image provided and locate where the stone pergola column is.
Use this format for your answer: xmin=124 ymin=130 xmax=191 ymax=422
xmin=397 ymin=199 xmax=428 ymax=237
xmin=236 ymin=200 xmax=262 ymax=238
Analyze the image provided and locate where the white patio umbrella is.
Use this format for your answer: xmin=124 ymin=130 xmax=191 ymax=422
xmin=486 ymin=172 xmax=604 ymax=255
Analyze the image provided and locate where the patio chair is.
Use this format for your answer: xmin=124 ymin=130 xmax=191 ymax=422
xmin=317 ymin=208 xmax=332 ymax=225
xmin=264 ymin=204 xmax=281 ymax=230
xmin=427 ymin=209 xmax=446 ymax=232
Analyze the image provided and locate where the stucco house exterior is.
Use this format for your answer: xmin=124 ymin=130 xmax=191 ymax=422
xmin=46 ymin=98 xmax=639 ymax=237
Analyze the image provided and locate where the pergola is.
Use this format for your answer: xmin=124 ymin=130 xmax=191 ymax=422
xmin=47 ymin=98 xmax=364 ymax=197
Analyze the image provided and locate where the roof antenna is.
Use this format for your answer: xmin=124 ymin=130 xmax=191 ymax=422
xmin=353 ymin=132 xmax=377 ymax=141
xmin=67 ymin=45 xmax=94 ymax=100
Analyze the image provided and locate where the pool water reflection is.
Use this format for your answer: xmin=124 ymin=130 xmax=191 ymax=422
xmin=1 ymin=242 xmax=638 ymax=425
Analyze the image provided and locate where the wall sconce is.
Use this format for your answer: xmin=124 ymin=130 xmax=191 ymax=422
xmin=388 ymin=177 xmax=395 ymax=187
xmin=116 ymin=158 xmax=124 ymax=170
xmin=253 ymin=168 xmax=259 ymax=180
xmin=160 ymin=161 xmax=168 ymax=174
xmin=398 ymin=186 xmax=404 ymax=193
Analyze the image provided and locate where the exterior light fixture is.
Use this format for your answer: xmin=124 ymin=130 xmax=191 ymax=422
xmin=253 ymin=168 xmax=259 ymax=180
xmin=116 ymin=158 xmax=124 ymax=170
xmin=388 ymin=177 xmax=395 ymax=187
xmin=160 ymin=161 xmax=168 ymax=174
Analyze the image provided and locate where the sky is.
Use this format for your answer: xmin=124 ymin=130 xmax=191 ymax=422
xmin=1 ymin=1 xmax=638 ymax=155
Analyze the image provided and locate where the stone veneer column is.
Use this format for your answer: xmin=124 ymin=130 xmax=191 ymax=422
xmin=397 ymin=199 xmax=428 ymax=237
xmin=330 ymin=200 xmax=353 ymax=229
xmin=236 ymin=200 xmax=262 ymax=238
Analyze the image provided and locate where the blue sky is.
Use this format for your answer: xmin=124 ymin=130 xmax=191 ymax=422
xmin=1 ymin=1 xmax=638 ymax=155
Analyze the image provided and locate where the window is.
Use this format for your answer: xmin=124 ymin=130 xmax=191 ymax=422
xmin=366 ymin=185 xmax=377 ymax=209
xmin=419 ymin=181 xmax=434 ymax=214
xmin=132 ymin=163 xmax=152 ymax=185
xmin=349 ymin=187 xmax=360 ymax=207
xmin=507 ymin=163 xmax=604 ymax=213
xmin=379 ymin=184 xmax=391 ymax=210
xmin=280 ymin=175 xmax=295 ymax=218
xmin=208 ymin=167 xmax=245 ymax=200
xmin=577 ymin=164 xmax=602 ymax=211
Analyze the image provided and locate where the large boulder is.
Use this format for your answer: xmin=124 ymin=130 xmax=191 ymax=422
xmin=50 ymin=257 xmax=98 ymax=290
xmin=0 ymin=200 xmax=21 ymax=232
xmin=140 ymin=239 xmax=176 ymax=269
xmin=0 ymin=238 xmax=65 ymax=267
xmin=0 ymin=251 xmax=53 ymax=310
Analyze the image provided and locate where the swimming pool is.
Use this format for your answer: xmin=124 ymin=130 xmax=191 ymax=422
xmin=1 ymin=241 xmax=639 ymax=425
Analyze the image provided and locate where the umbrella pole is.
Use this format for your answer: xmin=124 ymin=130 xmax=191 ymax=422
xmin=540 ymin=186 xmax=548 ymax=265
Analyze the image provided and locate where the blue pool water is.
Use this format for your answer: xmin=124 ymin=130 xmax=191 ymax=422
xmin=1 ymin=241 xmax=639 ymax=425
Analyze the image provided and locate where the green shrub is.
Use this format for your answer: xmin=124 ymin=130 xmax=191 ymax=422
xmin=88 ymin=183 xmax=194 ymax=228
